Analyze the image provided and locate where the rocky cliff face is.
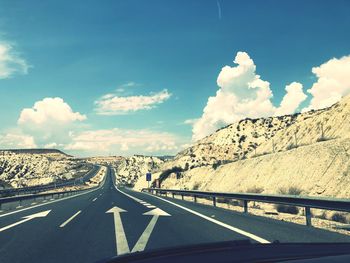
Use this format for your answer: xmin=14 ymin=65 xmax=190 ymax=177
xmin=0 ymin=151 xmax=89 ymax=188
xmin=161 ymin=94 xmax=349 ymax=171
xmin=134 ymin=94 xmax=350 ymax=198
xmin=116 ymin=155 xmax=164 ymax=186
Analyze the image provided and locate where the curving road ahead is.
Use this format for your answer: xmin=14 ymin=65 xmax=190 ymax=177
xmin=0 ymin=167 xmax=349 ymax=263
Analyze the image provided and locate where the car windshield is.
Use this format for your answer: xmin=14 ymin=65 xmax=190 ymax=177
xmin=0 ymin=1 xmax=349 ymax=263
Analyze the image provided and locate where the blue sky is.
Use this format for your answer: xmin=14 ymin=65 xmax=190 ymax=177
xmin=0 ymin=0 xmax=349 ymax=156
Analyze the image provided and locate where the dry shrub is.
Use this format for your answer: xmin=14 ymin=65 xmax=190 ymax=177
xmin=275 ymin=204 xmax=299 ymax=214
xmin=246 ymin=186 xmax=264 ymax=194
xmin=275 ymin=186 xmax=302 ymax=214
xmin=330 ymin=212 xmax=348 ymax=223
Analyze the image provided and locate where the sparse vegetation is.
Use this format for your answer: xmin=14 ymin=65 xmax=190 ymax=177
xmin=278 ymin=186 xmax=303 ymax=196
xmin=158 ymin=166 xmax=184 ymax=184
xmin=330 ymin=212 xmax=348 ymax=223
xmin=274 ymin=186 xmax=302 ymax=215
xmin=212 ymin=161 xmax=222 ymax=170
xmin=316 ymin=136 xmax=332 ymax=142
xmin=192 ymin=182 xmax=200 ymax=190
xmin=275 ymin=204 xmax=299 ymax=214
xmin=286 ymin=143 xmax=297 ymax=151
xmin=246 ymin=186 xmax=264 ymax=193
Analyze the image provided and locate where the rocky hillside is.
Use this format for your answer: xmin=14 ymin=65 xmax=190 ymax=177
xmin=158 ymin=138 xmax=350 ymax=198
xmin=161 ymin=94 xmax=349 ymax=172
xmin=134 ymin=94 xmax=350 ymax=198
xmin=0 ymin=151 xmax=90 ymax=188
xmin=254 ymin=95 xmax=350 ymax=156
xmin=85 ymin=156 xmax=124 ymax=166
xmin=116 ymin=155 xmax=164 ymax=186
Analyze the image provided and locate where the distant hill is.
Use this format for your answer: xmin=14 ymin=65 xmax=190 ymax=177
xmin=0 ymin=149 xmax=71 ymax=156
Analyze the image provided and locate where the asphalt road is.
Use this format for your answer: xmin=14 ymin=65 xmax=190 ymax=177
xmin=0 ymin=167 xmax=349 ymax=263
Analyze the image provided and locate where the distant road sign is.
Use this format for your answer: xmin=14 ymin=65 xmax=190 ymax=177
xmin=146 ymin=172 xmax=152 ymax=181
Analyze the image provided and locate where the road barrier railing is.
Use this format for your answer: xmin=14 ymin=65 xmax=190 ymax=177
xmin=0 ymin=165 xmax=100 ymax=198
xmin=142 ymin=188 xmax=350 ymax=227
xmin=0 ymin=165 xmax=108 ymax=211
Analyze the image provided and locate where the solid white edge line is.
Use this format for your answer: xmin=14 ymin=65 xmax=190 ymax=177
xmin=59 ymin=210 xmax=81 ymax=228
xmin=120 ymin=188 xmax=270 ymax=244
xmin=0 ymin=168 xmax=106 ymax=218
xmin=115 ymin=186 xmax=143 ymax=202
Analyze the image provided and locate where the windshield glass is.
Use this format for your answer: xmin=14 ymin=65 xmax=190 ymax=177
xmin=0 ymin=1 xmax=349 ymax=262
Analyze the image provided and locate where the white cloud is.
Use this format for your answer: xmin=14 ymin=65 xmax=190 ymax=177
xmin=16 ymin=97 xmax=87 ymax=148
xmin=275 ymin=82 xmax=307 ymax=116
xmin=18 ymin=97 xmax=86 ymax=127
xmin=95 ymin=89 xmax=171 ymax=115
xmin=0 ymin=41 xmax=29 ymax=79
xmin=65 ymin=128 xmax=182 ymax=155
xmin=44 ymin=142 xmax=58 ymax=148
xmin=183 ymin=118 xmax=198 ymax=125
xmin=303 ymin=55 xmax=350 ymax=111
xmin=0 ymin=133 xmax=37 ymax=148
xmin=192 ymin=51 xmax=307 ymax=141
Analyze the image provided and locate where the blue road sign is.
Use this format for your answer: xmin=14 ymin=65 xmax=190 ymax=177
xmin=146 ymin=172 xmax=152 ymax=181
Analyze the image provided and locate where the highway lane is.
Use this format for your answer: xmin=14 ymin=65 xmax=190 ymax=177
xmin=0 ymin=167 xmax=349 ymax=263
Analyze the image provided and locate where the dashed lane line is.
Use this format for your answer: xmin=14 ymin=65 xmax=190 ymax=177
xmin=59 ymin=211 xmax=81 ymax=228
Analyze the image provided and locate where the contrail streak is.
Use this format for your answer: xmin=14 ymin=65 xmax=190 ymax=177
xmin=217 ymin=0 xmax=222 ymax=20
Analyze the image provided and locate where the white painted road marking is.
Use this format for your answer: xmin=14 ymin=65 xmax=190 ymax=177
xmin=132 ymin=189 xmax=271 ymax=244
xmin=0 ymin=180 xmax=104 ymax=218
xmin=92 ymin=198 xmax=98 ymax=202
xmin=114 ymin=185 xmax=157 ymax=209
xmin=131 ymin=208 xmax=170 ymax=252
xmin=59 ymin=211 xmax=81 ymax=228
xmin=115 ymin=187 xmax=143 ymax=203
xmin=106 ymin=206 xmax=130 ymax=255
xmin=0 ymin=210 xmax=51 ymax=232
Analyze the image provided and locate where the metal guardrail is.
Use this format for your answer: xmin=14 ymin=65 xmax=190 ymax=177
xmin=0 ymin=165 xmax=100 ymax=198
xmin=142 ymin=188 xmax=350 ymax=227
xmin=0 ymin=188 xmax=90 ymax=210
xmin=0 ymin=166 xmax=108 ymax=211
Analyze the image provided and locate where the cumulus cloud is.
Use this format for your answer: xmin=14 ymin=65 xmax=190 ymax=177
xmin=18 ymin=97 xmax=86 ymax=127
xmin=192 ymin=51 xmax=307 ymax=141
xmin=16 ymin=97 xmax=87 ymax=147
xmin=95 ymin=89 xmax=171 ymax=115
xmin=275 ymin=82 xmax=307 ymax=116
xmin=303 ymin=55 xmax=350 ymax=111
xmin=0 ymin=41 xmax=29 ymax=79
xmin=65 ymin=128 xmax=181 ymax=155
xmin=0 ymin=133 xmax=37 ymax=148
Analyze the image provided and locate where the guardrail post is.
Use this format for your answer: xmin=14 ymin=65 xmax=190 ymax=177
xmin=213 ymin=197 xmax=216 ymax=207
xmin=194 ymin=195 xmax=197 ymax=203
xmin=172 ymin=193 xmax=175 ymax=198
xmin=305 ymin=207 xmax=312 ymax=226
xmin=181 ymin=194 xmax=184 ymax=200
xmin=243 ymin=200 xmax=248 ymax=213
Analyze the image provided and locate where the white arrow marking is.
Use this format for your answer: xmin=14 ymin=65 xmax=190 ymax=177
xmin=0 ymin=210 xmax=51 ymax=232
xmin=106 ymin=206 xmax=130 ymax=255
xmin=131 ymin=208 xmax=170 ymax=253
